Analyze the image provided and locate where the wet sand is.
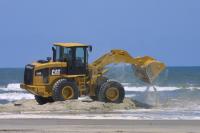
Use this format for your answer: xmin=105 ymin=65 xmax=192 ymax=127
xmin=0 ymin=119 xmax=199 ymax=133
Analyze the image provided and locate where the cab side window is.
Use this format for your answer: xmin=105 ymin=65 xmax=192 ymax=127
xmin=76 ymin=48 xmax=85 ymax=67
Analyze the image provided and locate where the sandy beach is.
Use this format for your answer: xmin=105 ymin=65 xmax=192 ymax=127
xmin=0 ymin=98 xmax=199 ymax=132
xmin=0 ymin=119 xmax=199 ymax=133
xmin=0 ymin=98 xmax=141 ymax=113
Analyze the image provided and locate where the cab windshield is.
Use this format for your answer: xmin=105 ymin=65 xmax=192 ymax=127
xmin=55 ymin=46 xmax=73 ymax=62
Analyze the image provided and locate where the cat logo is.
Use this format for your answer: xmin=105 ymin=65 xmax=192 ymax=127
xmin=52 ymin=69 xmax=61 ymax=75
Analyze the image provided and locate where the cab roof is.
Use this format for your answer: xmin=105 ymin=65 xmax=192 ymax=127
xmin=54 ymin=43 xmax=89 ymax=47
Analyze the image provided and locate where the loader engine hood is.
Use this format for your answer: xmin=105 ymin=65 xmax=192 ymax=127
xmin=23 ymin=61 xmax=67 ymax=85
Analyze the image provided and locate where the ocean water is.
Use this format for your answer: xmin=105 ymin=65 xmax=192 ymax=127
xmin=0 ymin=66 xmax=200 ymax=119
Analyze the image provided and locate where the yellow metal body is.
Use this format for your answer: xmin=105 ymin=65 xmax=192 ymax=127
xmin=20 ymin=61 xmax=86 ymax=97
xmin=20 ymin=43 xmax=165 ymax=98
xmin=54 ymin=42 xmax=88 ymax=47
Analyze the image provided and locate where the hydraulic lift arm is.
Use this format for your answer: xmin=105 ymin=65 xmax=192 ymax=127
xmin=89 ymin=49 xmax=165 ymax=84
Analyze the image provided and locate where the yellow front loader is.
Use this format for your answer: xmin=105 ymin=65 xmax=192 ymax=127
xmin=20 ymin=43 xmax=165 ymax=104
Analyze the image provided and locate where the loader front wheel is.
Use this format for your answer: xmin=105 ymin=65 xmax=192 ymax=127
xmin=98 ymin=81 xmax=125 ymax=103
xmin=35 ymin=95 xmax=54 ymax=105
xmin=52 ymin=79 xmax=79 ymax=101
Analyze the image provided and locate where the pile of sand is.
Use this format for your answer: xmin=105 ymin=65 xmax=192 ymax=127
xmin=0 ymin=98 xmax=140 ymax=113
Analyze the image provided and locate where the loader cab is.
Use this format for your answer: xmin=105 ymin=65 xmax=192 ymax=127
xmin=52 ymin=43 xmax=92 ymax=75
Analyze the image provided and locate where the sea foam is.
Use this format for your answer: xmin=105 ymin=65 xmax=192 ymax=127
xmin=5 ymin=83 xmax=200 ymax=92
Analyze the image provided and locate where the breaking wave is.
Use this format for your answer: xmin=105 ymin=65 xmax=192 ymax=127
xmin=0 ymin=83 xmax=34 ymax=103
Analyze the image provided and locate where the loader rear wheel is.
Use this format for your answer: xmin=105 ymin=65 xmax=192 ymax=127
xmin=90 ymin=77 xmax=108 ymax=101
xmin=98 ymin=81 xmax=125 ymax=103
xmin=52 ymin=79 xmax=79 ymax=101
xmin=35 ymin=95 xmax=54 ymax=105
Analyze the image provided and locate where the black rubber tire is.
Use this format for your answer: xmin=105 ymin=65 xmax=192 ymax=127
xmin=52 ymin=79 xmax=79 ymax=101
xmin=98 ymin=81 xmax=125 ymax=103
xmin=35 ymin=95 xmax=54 ymax=105
xmin=90 ymin=77 xmax=108 ymax=101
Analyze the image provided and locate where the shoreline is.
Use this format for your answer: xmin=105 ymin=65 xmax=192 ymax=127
xmin=0 ymin=108 xmax=200 ymax=120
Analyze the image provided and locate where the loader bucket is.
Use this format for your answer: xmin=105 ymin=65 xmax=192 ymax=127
xmin=133 ymin=57 xmax=165 ymax=84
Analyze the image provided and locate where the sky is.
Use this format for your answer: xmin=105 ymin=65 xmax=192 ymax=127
xmin=0 ymin=0 xmax=199 ymax=67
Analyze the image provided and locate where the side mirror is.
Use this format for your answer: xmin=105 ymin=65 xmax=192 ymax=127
xmin=89 ymin=45 xmax=92 ymax=52
xmin=46 ymin=57 xmax=51 ymax=62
